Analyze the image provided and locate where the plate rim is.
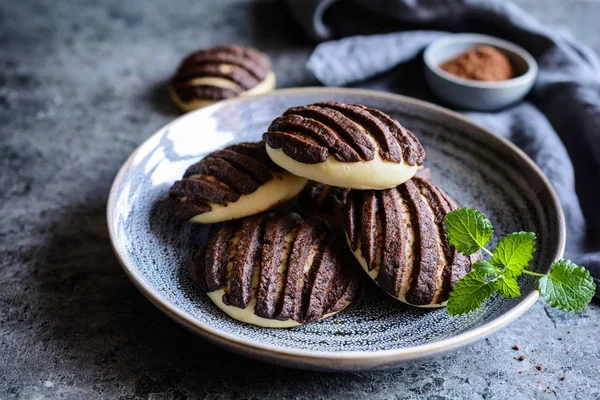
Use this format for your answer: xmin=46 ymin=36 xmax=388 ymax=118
xmin=107 ymin=87 xmax=565 ymax=367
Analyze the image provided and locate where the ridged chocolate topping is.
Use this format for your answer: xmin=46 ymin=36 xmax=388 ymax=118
xmin=344 ymin=177 xmax=481 ymax=305
xmin=195 ymin=212 xmax=363 ymax=324
xmin=171 ymin=45 xmax=271 ymax=102
xmin=169 ymin=141 xmax=282 ymax=220
xmin=263 ymin=101 xmax=425 ymax=165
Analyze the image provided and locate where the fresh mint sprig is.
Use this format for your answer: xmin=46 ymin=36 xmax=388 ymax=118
xmin=444 ymin=207 xmax=595 ymax=316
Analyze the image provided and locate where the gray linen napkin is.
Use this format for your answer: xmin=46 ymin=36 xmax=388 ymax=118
xmin=287 ymin=0 xmax=600 ymax=295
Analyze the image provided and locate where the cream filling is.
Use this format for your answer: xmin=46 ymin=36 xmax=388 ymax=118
xmin=345 ymin=234 xmax=447 ymax=308
xmin=266 ymin=146 xmax=419 ymax=190
xmin=207 ymin=290 xmax=350 ymax=328
xmin=188 ymin=172 xmax=307 ymax=224
xmin=208 ymin=289 xmax=300 ymax=328
xmin=170 ymin=71 xmax=276 ymax=112
xmin=186 ymin=76 xmax=240 ymax=89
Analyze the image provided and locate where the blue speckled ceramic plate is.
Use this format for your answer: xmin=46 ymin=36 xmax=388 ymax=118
xmin=107 ymin=88 xmax=565 ymax=371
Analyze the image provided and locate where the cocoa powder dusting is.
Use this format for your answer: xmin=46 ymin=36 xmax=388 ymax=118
xmin=440 ymin=45 xmax=516 ymax=81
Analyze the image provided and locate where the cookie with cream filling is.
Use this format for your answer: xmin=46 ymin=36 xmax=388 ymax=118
xmin=344 ymin=177 xmax=481 ymax=308
xmin=169 ymin=141 xmax=307 ymax=224
xmin=170 ymin=45 xmax=276 ymax=112
xmin=194 ymin=212 xmax=364 ymax=327
xmin=263 ymin=101 xmax=425 ymax=189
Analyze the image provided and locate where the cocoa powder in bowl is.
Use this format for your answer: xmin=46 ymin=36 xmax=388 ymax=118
xmin=440 ymin=45 xmax=516 ymax=81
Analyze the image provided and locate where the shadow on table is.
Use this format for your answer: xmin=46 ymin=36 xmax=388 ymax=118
xmin=248 ymin=0 xmax=315 ymax=49
xmin=146 ymin=79 xmax=181 ymax=117
xmin=33 ymin=199 xmax=437 ymax=397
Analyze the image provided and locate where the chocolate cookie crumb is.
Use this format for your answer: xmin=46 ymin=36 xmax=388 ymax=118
xmin=518 ymin=355 xmax=526 ymax=361
xmin=513 ymin=344 xmax=520 ymax=351
xmin=560 ymin=376 xmax=566 ymax=381
xmin=536 ymin=364 xmax=543 ymax=371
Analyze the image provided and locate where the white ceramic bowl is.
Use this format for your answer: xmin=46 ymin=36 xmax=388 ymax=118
xmin=424 ymin=34 xmax=538 ymax=111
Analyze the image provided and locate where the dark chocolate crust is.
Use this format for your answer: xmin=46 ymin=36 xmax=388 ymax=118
xmin=168 ymin=141 xmax=282 ymax=220
xmin=344 ymin=177 xmax=481 ymax=305
xmin=195 ymin=212 xmax=363 ymax=324
xmin=171 ymin=45 xmax=271 ymax=102
xmin=263 ymin=101 xmax=425 ymax=165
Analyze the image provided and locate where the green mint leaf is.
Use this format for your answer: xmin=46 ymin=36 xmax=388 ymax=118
xmin=496 ymin=276 xmax=521 ymax=298
xmin=447 ymin=271 xmax=496 ymax=316
xmin=473 ymin=259 xmax=499 ymax=278
xmin=444 ymin=208 xmax=493 ymax=255
xmin=538 ymin=259 xmax=596 ymax=313
xmin=491 ymin=232 xmax=536 ymax=277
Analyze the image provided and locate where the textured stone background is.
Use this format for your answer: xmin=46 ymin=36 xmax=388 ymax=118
xmin=1 ymin=0 xmax=599 ymax=399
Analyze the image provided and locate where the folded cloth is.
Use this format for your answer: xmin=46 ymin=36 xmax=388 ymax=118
xmin=287 ymin=0 xmax=600 ymax=296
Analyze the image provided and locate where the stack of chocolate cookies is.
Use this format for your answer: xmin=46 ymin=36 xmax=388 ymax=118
xmin=169 ymin=101 xmax=481 ymax=328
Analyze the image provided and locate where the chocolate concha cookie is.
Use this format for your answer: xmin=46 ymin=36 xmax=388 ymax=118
xmin=170 ymin=45 xmax=276 ymax=112
xmin=194 ymin=212 xmax=363 ymax=328
xmin=344 ymin=177 xmax=482 ymax=308
xmin=263 ymin=101 xmax=426 ymax=189
xmin=169 ymin=142 xmax=307 ymax=224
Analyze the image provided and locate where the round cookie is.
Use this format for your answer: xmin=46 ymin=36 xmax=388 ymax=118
xmin=193 ymin=212 xmax=364 ymax=328
xmin=169 ymin=142 xmax=307 ymax=224
xmin=170 ymin=45 xmax=276 ymax=112
xmin=344 ymin=177 xmax=482 ymax=308
xmin=263 ymin=101 xmax=425 ymax=189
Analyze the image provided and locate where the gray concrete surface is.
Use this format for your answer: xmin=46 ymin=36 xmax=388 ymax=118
xmin=1 ymin=0 xmax=599 ymax=398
